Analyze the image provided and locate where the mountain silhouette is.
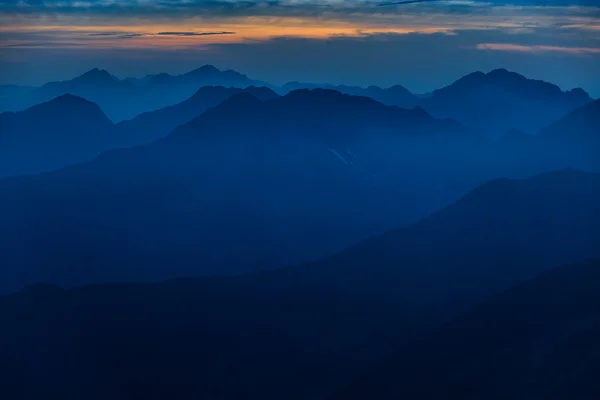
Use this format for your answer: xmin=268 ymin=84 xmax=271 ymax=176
xmin=0 ymin=89 xmax=479 ymax=293
xmin=70 ymin=68 xmax=121 ymax=85
xmin=171 ymin=88 xmax=475 ymax=147
xmin=0 ymin=85 xmax=34 ymax=111
xmin=539 ymin=99 xmax=600 ymax=166
xmin=0 ymin=94 xmax=118 ymax=177
xmin=421 ymin=68 xmax=592 ymax=137
xmin=333 ymin=259 xmax=600 ymax=400
xmin=6 ymin=66 xmax=263 ymax=122
xmin=281 ymin=82 xmax=420 ymax=109
xmin=0 ymin=170 xmax=599 ymax=400
xmin=116 ymin=86 xmax=279 ymax=145
xmin=253 ymin=169 xmax=600 ymax=318
xmin=494 ymin=98 xmax=600 ymax=173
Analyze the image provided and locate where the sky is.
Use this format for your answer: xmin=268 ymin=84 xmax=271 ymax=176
xmin=1 ymin=0 xmax=599 ymax=96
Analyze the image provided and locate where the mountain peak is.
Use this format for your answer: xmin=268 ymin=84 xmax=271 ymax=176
xmin=33 ymin=93 xmax=96 ymax=110
xmin=241 ymin=86 xmax=279 ymax=101
xmin=486 ymin=68 xmax=528 ymax=82
xmin=566 ymin=87 xmax=592 ymax=102
xmin=487 ymin=68 xmax=511 ymax=76
xmin=23 ymin=93 xmax=112 ymax=126
xmin=51 ymin=93 xmax=92 ymax=104
xmin=75 ymin=68 xmax=117 ymax=83
xmin=185 ymin=65 xmax=221 ymax=76
xmin=188 ymin=86 xmax=278 ymax=103
xmin=286 ymin=88 xmax=346 ymax=99
xmin=216 ymin=91 xmax=263 ymax=108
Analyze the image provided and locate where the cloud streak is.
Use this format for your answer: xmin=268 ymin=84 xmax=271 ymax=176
xmin=88 ymin=32 xmax=146 ymax=39
xmin=157 ymin=31 xmax=236 ymax=36
xmin=378 ymin=0 xmax=442 ymax=7
xmin=476 ymin=42 xmax=600 ymax=54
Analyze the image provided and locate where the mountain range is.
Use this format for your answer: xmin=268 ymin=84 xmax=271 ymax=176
xmin=115 ymin=85 xmax=279 ymax=146
xmin=1 ymin=80 xmax=599 ymax=290
xmin=0 ymin=89 xmax=478 ymax=293
xmin=0 ymin=94 xmax=118 ymax=177
xmin=280 ymin=82 xmax=420 ymax=109
xmin=1 ymin=170 xmax=599 ymax=400
xmin=420 ymin=68 xmax=592 ymax=138
xmin=2 ymin=62 xmax=600 ymax=400
xmin=0 ymin=86 xmax=279 ymax=177
xmin=1 ymin=67 xmax=592 ymax=135
xmin=333 ymin=258 xmax=600 ymax=400
xmin=3 ymin=65 xmax=262 ymax=122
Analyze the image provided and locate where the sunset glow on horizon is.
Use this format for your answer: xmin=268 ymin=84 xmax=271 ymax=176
xmin=1 ymin=0 xmax=599 ymax=95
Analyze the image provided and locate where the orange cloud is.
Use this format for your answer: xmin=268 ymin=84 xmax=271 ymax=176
xmin=476 ymin=43 xmax=600 ymax=55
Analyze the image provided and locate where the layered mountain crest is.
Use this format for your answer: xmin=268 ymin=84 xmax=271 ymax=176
xmin=0 ymin=88 xmax=486 ymax=293
xmin=281 ymin=82 xmax=420 ymax=109
xmin=422 ymin=69 xmax=592 ymax=137
xmin=188 ymin=85 xmax=276 ymax=102
xmin=27 ymin=93 xmax=111 ymax=118
xmin=116 ymin=86 xmax=279 ymax=146
xmin=541 ymin=98 xmax=600 ymax=140
xmin=531 ymin=98 xmax=600 ymax=169
xmin=185 ymin=64 xmax=220 ymax=75
xmin=0 ymin=94 xmax=117 ymax=177
xmin=2 ymin=93 xmax=112 ymax=129
xmin=333 ymin=259 xmax=600 ymax=400
xmin=72 ymin=68 xmax=120 ymax=84
xmin=7 ymin=65 xmax=263 ymax=122
xmin=1 ymin=170 xmax=599 ymax=399
xmin=167 ymin=89 xmax=477 ymax=159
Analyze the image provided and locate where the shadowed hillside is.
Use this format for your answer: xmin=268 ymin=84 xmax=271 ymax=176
xmin=116 ymin=86 xmax=279 ymax=145
xmin=333 ymin=259 xmax=600 ymax=400
xmin=3 ymin=66 xmax=263 ymax=121
xmin=281 ymin=82 xmax=420 ymax=109
xmin=1 ymin=170 xmax=599 ymax=400
xmin=0 ymin=89 xmax=479 ymax=293
xmin=422 ymin=69 xmax=591 ymax=138
xmin=0 ymin=94 xmax=118 ymax=177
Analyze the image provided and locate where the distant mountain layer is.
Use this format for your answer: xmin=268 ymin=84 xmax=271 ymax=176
xmin=1 ymin=86 xmax=599 ymax=292
xmin=0 ymin=89 xmax=483 ymax=293
xmin=3 ymin=65 xmax=262 ymax=122
xmin=421 ymin=68 xmax=592 ymax=138
xmin=259 ymin=169 xmax=600 ymax=317
xmin=0 ymin=86 xmax=279 ymax=177
xmin=171 ymin=88 xmax=474 ymax=144
xmin=494 ymin=98 xmax=600 ymax=172
xmin=280 ymin=82 xmax=420 ymax=109
xmin=333 ymin=259 xmax=600 ymax=400
xmin=0 ymin=67 xmax=591 ymax=132
xmin=116 ymin=86 xmax=279 ymax=146
xmin=1 ymin=170 xmax=599 ymax=400
xmin=0 ymin=94 xmax=118 ymax=177
xmin=0 ymin=85 xmax=34 ymax=110
xmin=540 ymin=98 xmax=600 ymax=142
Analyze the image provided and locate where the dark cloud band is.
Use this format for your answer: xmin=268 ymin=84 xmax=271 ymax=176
xmin=378 ymin=0 xmax=441 ymax=6
xmin=156 ymin=31 xmax=236 ymax=36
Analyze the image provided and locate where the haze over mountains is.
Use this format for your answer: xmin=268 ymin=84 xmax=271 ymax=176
xmin=1 ymin=64 xmax=600 ymax=400
xmin=2 ymin=65 xmax=262 ymax=122
xmin=280 ymin=82 xmax=421 ymax=109
xmin=1 ymin=171 xmax=599 ymax=400
xmin=1 ymin=66 xmax=591 ymax=132
xmin=334 ymin=259 xmax=600 ymax=400
xmin=0 ymin=89 xmax=479 ymax=292
xmin=115 ymin=86 xmax=279 ymax=146
xmin=0 ymin=94 xmax=118 ymax=177
xmin=2 ymin=66 xmax=597 ymax=179
xmin=0 ymin=86 xmax=279 ymax=177
xmin=1 ymin=71 xmax=599 ymax=290
xmin=420 ymin=69 xmax=592 ymax=138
